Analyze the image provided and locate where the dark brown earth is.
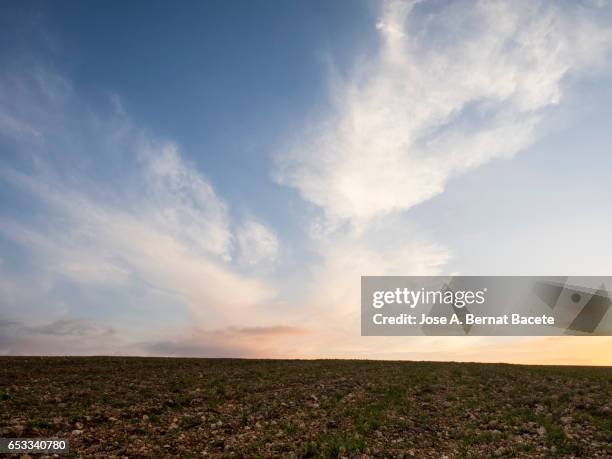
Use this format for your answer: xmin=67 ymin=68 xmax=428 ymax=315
xmin=0 ymin=357 xmax=610 ymax=458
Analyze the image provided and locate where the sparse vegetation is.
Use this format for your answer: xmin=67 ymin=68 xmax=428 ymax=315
xmin=0 ymin=357 xmax=610 ymax=457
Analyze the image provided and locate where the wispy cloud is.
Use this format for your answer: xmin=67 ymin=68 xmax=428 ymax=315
xmin=143 ymin=143 xmax=232 ymax=260
xmin=0 ymin=318 xmax=119 ymax=355
xmin=0 ymin=66 xmax=282 ymax=346
xmin=236 ymin=219 xmax=280 ymax=267
xmin=276 ymin=0 xmax=612 ymax=225
xmin=269 ymin=0 xmax=612 ymax=361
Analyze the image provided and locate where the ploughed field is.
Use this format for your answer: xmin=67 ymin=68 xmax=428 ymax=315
xmin=0 ymin=357 xmax=610 ymax=458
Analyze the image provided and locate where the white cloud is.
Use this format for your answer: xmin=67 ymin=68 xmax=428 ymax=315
xmin=309 ymin=231 xmax=449 ymax=315
xmin=236 ymin=219 xmax=280 ymax=267
xmin=267 ymin=0 xmax=612 ymax=360
xmin=142 ymin=142 xmax=232 ymax=259
xmin=276 ymin=0 xmax=612 ymax=225
xmin=0 ymin=156 xmax=276 ymax=328
xmin=0 ymin=70 xmax=278 ymax=331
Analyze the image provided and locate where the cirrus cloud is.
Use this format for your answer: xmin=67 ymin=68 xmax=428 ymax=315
xmin=276 ymin=0 xmax=612 ymax=225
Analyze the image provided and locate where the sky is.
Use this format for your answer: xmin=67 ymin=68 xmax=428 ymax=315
xmin=1 ymin=0 xmax=612 ymax=364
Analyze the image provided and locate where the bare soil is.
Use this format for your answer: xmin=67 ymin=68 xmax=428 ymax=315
xmin=0 ymin=357 xmax=610 ymax=457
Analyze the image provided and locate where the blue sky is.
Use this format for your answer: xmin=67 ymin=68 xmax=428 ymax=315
xmin=1 ymin=0 xmax=612 ymax=363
